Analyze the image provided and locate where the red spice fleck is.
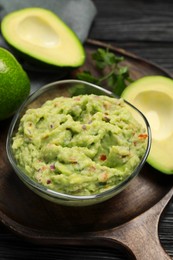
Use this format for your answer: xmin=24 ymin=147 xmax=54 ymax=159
xmin=138 ymin=134 xmax=148 ymax=139
xmin=46 ymin=179 xmax=51 ymax=184
xmin=100 ymin=154 xmax=107 ymax=161
xmin=50 ymin=164 xmax=55 ymax=170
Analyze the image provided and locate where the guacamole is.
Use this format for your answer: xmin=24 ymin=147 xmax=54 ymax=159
xmin=12 ymin=95 xmax=148 ymax=195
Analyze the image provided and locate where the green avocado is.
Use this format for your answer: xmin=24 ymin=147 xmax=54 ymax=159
xmin=1 ymin=7 xmax=85 ymax=68
xmin=121 ymin=75 xmax=173 ymax=174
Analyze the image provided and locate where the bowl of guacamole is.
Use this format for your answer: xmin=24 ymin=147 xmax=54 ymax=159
xmin=6 ymin=80 xmax=151 ymax=206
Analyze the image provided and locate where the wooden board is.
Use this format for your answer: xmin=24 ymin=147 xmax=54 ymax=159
xmin=0 ymin=40 xmax=173 ymax=260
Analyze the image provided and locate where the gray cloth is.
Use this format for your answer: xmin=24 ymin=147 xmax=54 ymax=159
xmin=0 ymin=0 xmax=97 ymax=42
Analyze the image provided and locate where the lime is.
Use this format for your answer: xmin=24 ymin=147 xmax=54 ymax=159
xmin=0 ymin=47 xmax=30 ymax=120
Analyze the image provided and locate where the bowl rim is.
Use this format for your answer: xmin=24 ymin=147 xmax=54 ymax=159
xmin=6 ymin=79 xmax=152 ymax=202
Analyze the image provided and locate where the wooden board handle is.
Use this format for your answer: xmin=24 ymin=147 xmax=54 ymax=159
xmin=64 ymin=188 xmax=172 ymax=259
xmin=100 ymin=188 xmax=173 ymax=259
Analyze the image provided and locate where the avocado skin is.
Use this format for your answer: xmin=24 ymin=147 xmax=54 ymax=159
xmin=6 ymin=43 xmax=75 ymax=74
xmin=3 ymin=44 xmax=72 ymax=76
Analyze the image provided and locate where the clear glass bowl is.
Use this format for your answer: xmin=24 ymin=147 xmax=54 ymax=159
xmin=6 ymin=79 xmax=151 ymax=206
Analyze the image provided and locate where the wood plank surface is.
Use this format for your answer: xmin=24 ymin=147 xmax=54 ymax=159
xmin=0 ymin=0 xmax=173 ymax=259
xmin=91 ymin=0 xmax=173 ymax=42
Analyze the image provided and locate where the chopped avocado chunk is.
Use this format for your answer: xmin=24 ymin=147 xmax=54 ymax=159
xmin=121 ymin=75 xmax=173 ymax=174
xmin=1 ymin=7 xmax=85 ymax=68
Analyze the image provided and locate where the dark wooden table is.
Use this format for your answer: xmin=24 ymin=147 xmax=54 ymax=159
xmin=0 ymin=0 xmax=173 ymax=259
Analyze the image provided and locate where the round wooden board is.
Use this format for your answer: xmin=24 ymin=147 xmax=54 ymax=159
xmin=0 ymin=40 xmax=173 ymax=258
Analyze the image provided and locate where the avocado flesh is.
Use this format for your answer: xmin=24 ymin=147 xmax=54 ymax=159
xmin=121 ymin=75 xmax=173 ymax=174
xmin=1 ymin=8 xmax=85 ymax=67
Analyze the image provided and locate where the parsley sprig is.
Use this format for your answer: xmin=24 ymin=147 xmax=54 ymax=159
xmin=76 ymin=48 xmax=133 ymax=96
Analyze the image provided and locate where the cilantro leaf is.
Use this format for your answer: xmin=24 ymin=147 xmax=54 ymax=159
xmin=76 ymin=70 xmax=98 ymax=84
xmin=76 ymin=48 xmax=133 ymax=96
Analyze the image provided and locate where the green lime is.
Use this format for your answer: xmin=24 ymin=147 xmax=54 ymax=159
xmin=0 ymin=47 xmax=30 ymax=120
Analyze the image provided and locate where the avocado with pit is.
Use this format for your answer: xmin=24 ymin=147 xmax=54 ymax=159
xmin=121 ymin=75 xmax=173 ymax=174
xmin=1 ymin=7 xmax=85 ymax=68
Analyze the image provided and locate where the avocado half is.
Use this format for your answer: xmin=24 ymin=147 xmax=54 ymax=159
xmin=1 ymin=8 xmax=85 ymax=68
xmin=121 ymin=75 xmax=173 ymax=174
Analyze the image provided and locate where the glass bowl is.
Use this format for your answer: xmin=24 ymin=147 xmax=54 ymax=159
xmin=6 ymin=79 xmax=151 ymax=206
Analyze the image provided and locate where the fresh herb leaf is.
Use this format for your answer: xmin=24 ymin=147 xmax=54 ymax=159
xmin=76 ymin=70 xmax=98 ymax=84
xmin=76 ymin=48 xmax=133 ymax=96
